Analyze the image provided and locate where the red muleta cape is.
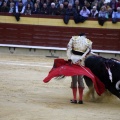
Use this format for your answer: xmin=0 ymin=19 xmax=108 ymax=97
xmin=43 ymin=59 xmax=105 ymax=96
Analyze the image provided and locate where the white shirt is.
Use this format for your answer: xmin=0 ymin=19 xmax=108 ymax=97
xmin=80 ymin=9 xmax=90 ymax=17
xmin=67 ymin=36 xmax=92 ymax=63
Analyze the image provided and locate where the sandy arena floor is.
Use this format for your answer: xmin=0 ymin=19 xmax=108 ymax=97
xmin=0 ymin=53 xmax=120 ymax=120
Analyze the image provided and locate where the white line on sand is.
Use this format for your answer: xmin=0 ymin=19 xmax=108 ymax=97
xmin=0 ymin=60 xmax=52 ymax=68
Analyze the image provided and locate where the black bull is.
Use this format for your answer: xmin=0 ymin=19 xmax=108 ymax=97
xmin=84 ymin=55 xmax=120 ymax=99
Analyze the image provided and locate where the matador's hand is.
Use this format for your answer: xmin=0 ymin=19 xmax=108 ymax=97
xmin=68 ymin=59 xmax=72 ymax=65
xmin=75 ymin=59 xmax=82 ymax=65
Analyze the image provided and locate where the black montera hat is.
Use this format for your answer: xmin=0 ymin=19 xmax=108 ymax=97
xmin=79 ymin=33 xmax=85 ymax=36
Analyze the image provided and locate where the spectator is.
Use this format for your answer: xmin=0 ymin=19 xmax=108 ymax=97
xmin=79 ymin=6 xmax=90 ymax=18
xmin=73 ymin=0 xmax=81 ymax=14
xmin=65 ymin=3 xmax=77 ymax=16
xmin=15 ymin=0 xmax=25 ymax=14
xmin=7 ymin=0 xmax=15 ymax=8
xmin=0 ymin=0 xmax=4 ymax=10
xmin=40 ymin=3 xmax=49 ymax=14
xmin=54 ymin=0 xmax=60 ymax=8
xmin=40 ymin=0 xmax=44 ymax=4
xmin=87 ymin=0 xmax=94 ymax=3
xmin=103 ymin=1 xmax=111 ymax=10
xmin=91 ymin=0 xmax=99 ymax=9
xmin=9 ymin=2 xmax=15 ymax=13
xmin=98 ymin=5 xmax=108 ymax=18
xmin=107 ymin=7 xmax=113 ymax=18
xmin=116 ymin=0 xmax=120 ymax=8
xmin=36 ymin=0 xmax=43 ymax=11
xmin=84 ymin=0 xmax=91 ymax=10
xmin=32 ymin=2 xmax=40 ymax=14
xmin=49 ymin=2 xmax=57 ymax=15
xmin=63 ymin=3 xmax=77 ymax=24
xmin=79 ymin=0 xmax=85 ymax=9
xmin=98 ymin=6 xmax=108 ymax=26
xmin=0 ymin=1 xmax=9 ymax=12
xmin=104 ymin=0 xmax=111 ymax=3
xmin=24 ymin=0 xmax=33 ymax=8
xmin=79 ymin=6 xmax=90 ymax=23
xmin=46 ymin=0 xmax=51 ymax=8
xmin=22 ymin=0 xmax=27 ymax=5
xmin=56 ymin=3 xmax=65 ymax=15
xmin=63 ymin=0 xmax=69 ymax=9
xmin=59 ymin=0 xmax=64 ymax=4
xmin=112 ymin=7 xmax=120 ymax=23
xmin=90 ymin=5 xmax=98 ymax=18
xmin=103 ymin=1 xmax=113 ymax=18
xmin=69 ymin=0 xmax=74 ymax=5
xmin=25 ymin=3 xmax=32 ymax=15
xmin=109 ymin=0 xmax=117 ymax=11
xmin=14 ymin=0 xmax=25 ymax=21
xmin=98 ymin=0 xmax=105 ymax=11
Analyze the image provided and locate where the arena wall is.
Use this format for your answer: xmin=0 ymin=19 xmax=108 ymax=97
xmin=0 ymin=13 xmax=120 ymax=58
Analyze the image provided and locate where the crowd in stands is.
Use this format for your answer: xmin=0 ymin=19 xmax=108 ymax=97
xmin=0 ymin=0 xmax=120 ymax=25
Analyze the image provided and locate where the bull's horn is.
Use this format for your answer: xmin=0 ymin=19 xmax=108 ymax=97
xmin=116 ymin=80 xmax=120 ymax=90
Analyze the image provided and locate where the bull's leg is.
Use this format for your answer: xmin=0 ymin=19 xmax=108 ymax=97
xmin=89 ymin=85 xmax=95 ymax=101
xmin=84 ymin=76 xmax=95 ymax=101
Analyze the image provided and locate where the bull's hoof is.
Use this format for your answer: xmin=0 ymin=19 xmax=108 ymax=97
xmin=70 ymin=100 xmax=77 ymax=104
xmin=78 ymin=100 xmax=83 ymax=104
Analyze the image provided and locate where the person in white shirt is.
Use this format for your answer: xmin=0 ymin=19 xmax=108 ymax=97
xmin=90 ymin=6 xmax=98 ymax=18
xmin=15 ymin=0 xmax=25 ymax=14
xmin=112 ymin=7 xmax=120 ymax=19
xmin=67 ymin=33 xmax=92 ymax=104
xmin=112 ymin=7 xmax=120 ymax=23
xmin=79 ymin=6 xmax=90 ymax=22
xmin=79 ymin=6 xmax=90 ymax=17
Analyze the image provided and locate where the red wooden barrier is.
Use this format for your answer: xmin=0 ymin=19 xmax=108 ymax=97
xmin=0 ymin=15 xmax=120 ymax=51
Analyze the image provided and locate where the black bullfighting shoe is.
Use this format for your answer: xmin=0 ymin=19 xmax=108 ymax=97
xmin=78 ymin=100 xmax=83 ymax=104
xmin=70 ymin=100 xmax=77 ymax=104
